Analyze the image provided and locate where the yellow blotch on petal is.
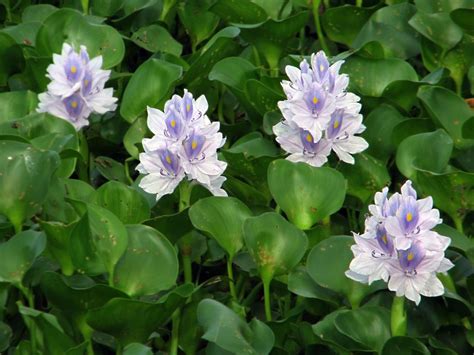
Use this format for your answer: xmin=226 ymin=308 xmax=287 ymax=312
xmin=171 ymin=119 xmax=176 ymax=128
xmin=333 ymin=120 xmax=340 ymax=129
xmin=191 ymin=140 xmax=198 ymax=149
xmin=407 ymin=252 xmax=414 ymax=261
xmin=165 ymin=155 xmax=172 ymax=164
xmin=186 ymin=104 xmax=191 ymax=112
xmin=71 ymin=66 xmax=77 ymax=74
xmin=406 ymin=212 xmax=413 ymax=222
xmin=71 ymin=101 xmax=78 ymax=109
xmin=305 ymin=133 xmax=313 ymax=143
xmin=319 ymin=64 xmax=325 ymax=72
xmin=382 ymin=234 xmax=388 ymax=245
xmin=312 ymin=96 xmax=319 ymax=104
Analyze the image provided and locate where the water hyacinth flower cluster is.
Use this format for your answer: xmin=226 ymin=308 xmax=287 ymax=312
xmin=273 ymin=51 xmax=368 ymax=167
xmin=346 ymin=181 xmax=454 ymax=305
xmin=137 ymin=90 xmax=227 ymax=201
xmin=37 ymin=43 xmax=117 ymax=130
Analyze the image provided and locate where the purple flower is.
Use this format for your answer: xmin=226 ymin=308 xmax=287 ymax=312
xmin=138 ymin=90 xmax=227 ymax=201
xmin=274 ymin=50 xmax=367 ymax=167
xmin=346 ymin=180 xmax=454 ymax=305
xmin=37 ymin=43 xmax=117 ymax=130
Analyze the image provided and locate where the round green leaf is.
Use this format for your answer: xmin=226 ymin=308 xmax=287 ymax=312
xmin=86 ymin=284 xmax=194 ymax=346
xmin=210 ymin=0 xmax=267 ymax=24
xmin=0 ymin=32 xmax=24 ymax=86
xmin=307 ymin=235 xmax=380 ymax=303
xmin=131 ymin=25 xmax=183 ymax=56
xmin=113 ymin=225 xmax=178 ymax=297
xmin=396 ymin=129 xmax=453 ymax=178
xmin=353 ymin=3 xmax=421 ymax=59
xmin=36 ymin=9 xmax=125 ymax=69
xmin=69 ymin=203 xmax=128 ymax=277
xmin=268 ymin=159 xmax=346 ymax=230
xmin=450 ymin=8 xmax=474 ymax=35
xmin=409 ymin=11 xmax=463 ymax=51
xmin=0 ymin=230 xmax=46 ymax=286
xmin=0 ymin=321 xmax=12 ymax=352
xmin=0 ymin=141 xmax=59 ymax=230
xmin=243 ymin=212 xmax=308 ymax=282
xmin=177 ymin=0 xmax=219 ymax=49
xmin=120 ymin=58 xmax=182 ymax=123
xmin=197 ymin=299 xmax=274 ymax=355
xmin=342 ymin=56 xmax=418 ymax=97
xmin=94 ymin=181 xmax=150 ymax=224
xmin=418 ymin=85 xmax=474 ymax=149
xmin=0 ymin=91 xmax=38 ymax=123
xmin=334 ymin=306 xmax=391 ymax=353
xmin=40 ymin=272 xmax=127 ymax=317
xmin=189 ymin=197 xmax=252 ymax=260
xmin=322 ymin=5 xmax=375 ymax=46
xmin=382 ymin=336 xmax=430 ymax=355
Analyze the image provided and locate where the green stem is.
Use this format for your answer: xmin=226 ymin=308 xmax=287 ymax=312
xmin=242 ymin=282 xmax=262 ymax=307
xmin=169 ymin=309 xmax=180 ymax=355
xmin=322 ymin=215 xmax=330 ymax=226
xmin=81 ymin=0 xmax=89 ymax=14
xmin=391 ymin=296 xmax=407 ymax=337
xmin=160 ymin=0 xmax=177 ymax=22
xmin=453 ymin=217 xmax=464 ymax=234
xmin=263 ymin=279 xmax=272 ymax=321
xmin=355 ymin=0 xmax=363 ymax=7
xmin=78 ymin=131 xmax=89 ymax=183
xmin=179 ymin=180 xmax=193 ymax=211
xmin=20 ymin=287 xmax=37 ymax=354
xmin=227 ymin=258 xmax=237 ymax=301
xmin=312 ymin=0 xmax=331 ymax=55
xmin=124 ymin=157 xmax=134 ymax=185
xmin=13 ymin=221 xmax=22 ymax=234
xmin=182 ymin=253 xmax=193 ymax=284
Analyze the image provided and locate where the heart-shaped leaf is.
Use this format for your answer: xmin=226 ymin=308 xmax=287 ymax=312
xmin=268 ymin=159 xmax=346 ymax=230
xmin=197 ymin=299 xmax=274 ymax=355
xmin=189 ymin=197 xmax=252 ymax=260
xmin=113 ymin=225 xmax=178 ymax=297
xmin=0 ymin=230 xmax=46 ymax=287
xmin=243 ymin=212 xmax=308 ymax=283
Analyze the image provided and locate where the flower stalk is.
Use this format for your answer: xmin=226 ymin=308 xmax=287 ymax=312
xmin=391 ymin=296 xmax=407 ymax=336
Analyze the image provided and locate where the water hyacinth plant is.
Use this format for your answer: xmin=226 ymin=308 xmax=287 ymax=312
xmin=274 ymin=51 xmax=368 ymax=166
xmin=137 ymin=90 xmax=227 ymax=201
xmin=0 ymin=1 xmax=473 ymax=354
xmin=37 ymin=43 xmax=117 ymax=130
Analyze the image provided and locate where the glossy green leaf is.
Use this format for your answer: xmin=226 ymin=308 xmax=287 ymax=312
xmin=177 ymin=0 xmax=219 ymax=50
xmin=353 ymin=3 xmax=420 ymax=59
xmin=268 ymin=159 xmax=346 ymax=229
xmin=40 ymin=272 xmax=127 ymax=318
xmin=288 ymin=266 xmax=340 ymax=305
xmin=0 ymin=321 xmax=11 ymax=352
xmin=120 ymin=58 xmax=182 ymax=123
xmin=86 ymin=284 xmax=194 ymax=346
xmin=0 ymin=141 xmax=59 ymax=230
xmin=342 ymin=56 xmax=418 ymax=97
xmin=409 ymin=11 xmax=463 ymax=50
xmin=396 ymin=129 xmax=453 ymax=178
xmin=0 ymin=230 xmax=46 ymax=286
xmin=334 ymin=306 xmax=391 ymax=352
xmin=189 ymin=197 xmax=252 ymax=260
xmin=450 ymin=8 xmax=474 ymax=35
xmin=123 ymin=343 xmax=153 ymax=355
xmin=36 ymin=9 xmax=125 ymax=69
xmin=363 ymin=104 xmax=406 ymax=161
xmin=0 ymin=32 xmax=24 ymax=86
xmin=322 ymin=5 xmax=375 ymax=46
xmin=197 ymin=299 xmax=274 ymax=355
xmin=307 ymin=236 xmax=380 ymax=305
xmin=0 ymin=91 xmax=37 ymax=122
xmin=243 ymin=212 xmax=308 ymax=283
xmin=418 ymin=85 xmax=474 ymax=149
xmin=113 ymin=225 xmax=178 ymax=297
xmin=338 ymin=153 xmax=391 ymax=203
xmin=69 ymin=203 xmax=128 ymax=277
xmin=382 ymin=336 xmax=430 ymax=354
xmin=131 ymin=25 xmax=182 ymax=56
xmin=210 ymin=0 xmax=267 ymax=24
xmin=18 ymin=305 xmax=76 ymax=354
xmin=94 ymin=181 xmax=150 ymax=224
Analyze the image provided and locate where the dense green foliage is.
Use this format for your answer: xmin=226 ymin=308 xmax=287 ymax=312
xmin=0 ymin=0 xmax=473 ymax=354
